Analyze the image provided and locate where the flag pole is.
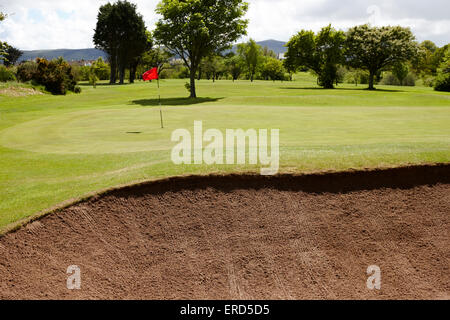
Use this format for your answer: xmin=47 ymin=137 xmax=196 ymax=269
xmin=157 ymin=76 xmax=164 ymax=129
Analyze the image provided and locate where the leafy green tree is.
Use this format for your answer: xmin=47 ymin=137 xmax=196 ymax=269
xmin=3 ymin=45 xmax=24 ymax=67
xmin=129 ymin=31 xmax=153 ymax=83
xmin=140 ymin=46 xmax=172 ymax=75
xmin=237 ymin=39 xmax=261 ymax=82
xmin=392 ymin=62 xmax=409 ymax=86
xmin=200 ymin=55 xmax=225 ymax=81
xmin=411 ymin=41 xmax=438 ymax=76
xmin=0 ymin=12 xmax=8 ymax=60
xmin=154 ymin=0 xmax=248 ymax=98
xmin=434 ymin=48 xmax=450 ymax=92
xmin=88 ymin=57 xmax=110 ymax=88
xmin=431 ymin=44 xmax=450 ymax=74
xmin=225 ymin=54 xmax=245 ymax=81
xmin=262 ymin=46 xmax=277 ymax=59
xmin=345 ymin=24 xmax=418 ymax=90
xmin=285 ymin=25 xmax=345 ymax=88
xmin=94 ymin=1 xmax=149 ymax=84
xmin=261 ymin=57 xmax=285 ymax=81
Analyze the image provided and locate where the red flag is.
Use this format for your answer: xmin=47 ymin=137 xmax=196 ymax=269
xmin=143 ymin=67 xmax=159 ymax=81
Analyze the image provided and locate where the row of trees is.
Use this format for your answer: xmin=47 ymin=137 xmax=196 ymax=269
xmin=285 ymin=25 xmax=418 ymax=90
xmin=93 ymin=1 xmax=150 ymax=84
xmin=285 ymin=24 xmax=449 ymax=91
xmin=3 ymin=2 xmax=449 ymax=93
xmin=196 ymin=43 xmax=286 ymax=83
xmin=88 ymin=0 xmax=448 ymax=94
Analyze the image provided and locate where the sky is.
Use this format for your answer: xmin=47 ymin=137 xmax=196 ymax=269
xmin=0 ymin=0 xmax=449 ymax=50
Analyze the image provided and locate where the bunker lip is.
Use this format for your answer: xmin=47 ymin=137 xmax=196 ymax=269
xmin=2 ymin=163 xmax=449 ymax=237
xmin=0 ymin=164 xmax=449 ymax=300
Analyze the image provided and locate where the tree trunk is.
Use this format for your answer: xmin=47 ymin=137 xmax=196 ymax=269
xmin=189 ymin=67 xmax=197 ymax=98
xmin=368 ymin=71 xmax=375 ymax=90
xmin=119 ymin=65 xmax=125 ymax=85
xmin=109 ymin=55 xmax=117 ymax=84
xmin=129 ymin=65 xmax=136 ymax=84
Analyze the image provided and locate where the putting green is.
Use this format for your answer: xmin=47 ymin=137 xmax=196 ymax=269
xmin=0 ymin=108 xmax=173 ymax=154
xmin=1 ymin=105 xmax=449 ymax=154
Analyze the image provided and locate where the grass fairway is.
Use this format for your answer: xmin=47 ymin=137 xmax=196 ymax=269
xmin=0 ymin=75 xmax=449 ymax=231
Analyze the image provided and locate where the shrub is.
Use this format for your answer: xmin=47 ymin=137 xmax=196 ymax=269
xmin=34 ymin=57 xmax=77 ymax=95
xmin=184 ymin=82 xmax=191 ymax=95
xmin=78 ymin=66 xmax=91 ymax=81
xmin=16 ymin=61 xmax=38 ymax=82
xmin=402 ymin=73 xmax=416 ymax=86
xmin=344 ymin=69 xmax=369 ymax=85
xmin=74 ymin=86 xmax=82 ymax=94
xmin=434 ymin=73 xmax=450 ymax=92
xmin=434 ymin=49 xmax=450 ymax=92
xmin=70 ymin=65 xmax=82 ymax=82
xmin=421 ymin=75 xmax=435 ymax=88
xmin=0 ymin=65 xmax=16 ymax=82
xmin=381 ymin=71 xmax=416 ymax=86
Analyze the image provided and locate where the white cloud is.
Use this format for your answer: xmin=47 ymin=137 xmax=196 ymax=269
xmin=0 ymin=0 xmax=448 ymax=50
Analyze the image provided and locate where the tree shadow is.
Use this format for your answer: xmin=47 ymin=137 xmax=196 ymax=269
xmin=78 ymin=82 xmax=132 ymax=87
xmin=279 ymin=86 xmax=406 ymax=93
xmin=131 ymin=97 xmax=223 ymax=106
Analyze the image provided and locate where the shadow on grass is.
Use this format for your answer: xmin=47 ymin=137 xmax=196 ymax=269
xmin=131 ymin=97 xmax=223 ymax=106
xmin=279 ymin=86 xmax=406 ymax=93
xmin=78 ymin=82 xmax=133 ymax=87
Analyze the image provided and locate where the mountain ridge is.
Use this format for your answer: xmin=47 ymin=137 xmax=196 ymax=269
xmin=20 ymin=40 xmax=287 ymax=62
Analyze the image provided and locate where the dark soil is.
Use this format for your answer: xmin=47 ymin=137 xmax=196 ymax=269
xmin=0 ymin=165 xmax=449 ymax=300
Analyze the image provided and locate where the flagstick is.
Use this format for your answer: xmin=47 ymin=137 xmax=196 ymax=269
xmin=157 ymin=78 xmax=164 ymax=129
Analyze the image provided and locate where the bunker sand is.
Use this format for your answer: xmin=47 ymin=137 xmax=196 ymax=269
xmin=0 ymin=165 xmax=449 ymax=300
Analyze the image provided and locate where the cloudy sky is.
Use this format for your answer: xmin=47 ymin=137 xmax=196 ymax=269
xmin=0 ymin=0 xmax=449 ymax=50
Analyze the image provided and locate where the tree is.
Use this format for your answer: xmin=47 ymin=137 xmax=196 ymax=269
xmin=411 ymin=41 xmax=437 ymax=76
xmin=431 ymin=44 xmax=450 ymax=74
xmin=237 ymin=39 xmax=261 ymax=82
xmin=129 ymin=31 xmax=153 ymax=83
xmin=392 ymin=62 xmax=409 ymax=86
xmin=3 ymin=45 xmax=24 ymax=67
xmin=0 ymin=12 xmax=7 ymax=60
xmin=285 ymin=25 xmax=345 ymax=88
xmin=88 ymin=57 xmax=110 ymax=88
xmin=345 ymin=24 xmax=418 ymax=90
xmin=434 ymin=48 xmax=450 ymax=92
xmin=94 ymin=1 xmax=149 ymax=84
xmin=261 ymin=57 xmax=285 ymax=81
xmin=141 ymin=46 xmax=172 ymax=75
xmin=225 ymin=54 xmax=244 ymax=81
xmin=200 ymin=55 xmax=225 ymax=81
xmin=154 ymin=0 xmax=248 ymax=98
xmin=262 ymin=46 xmax=277 ymax=59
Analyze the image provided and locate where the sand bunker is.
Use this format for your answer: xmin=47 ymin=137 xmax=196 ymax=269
xmin=0 ymin=165 xmax=449 ymax=300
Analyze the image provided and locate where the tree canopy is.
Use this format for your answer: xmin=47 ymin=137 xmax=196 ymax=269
xmin=237 ymin=39 xmax=261 ymax=82
xmin=285 ymin=25 xmax=345 ymax=88
xmin=94 ymin=1 xmax=149 ymax=84
xmin=345 ymin=24 xmax=418 ymax=90
xmin=2 ymin=45 xmax=24 ymax=67
xmin=154 ymin=0 xmax=249 ymax=98
xmin=434 ymin=48 xmax=450 ymax=92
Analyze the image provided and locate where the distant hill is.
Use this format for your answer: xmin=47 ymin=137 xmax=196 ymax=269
xmin=19 ymin=40 xmax=287 ymax=62
xmin=20 ymin=48 xmax=108 ymax=62
xmin=229 ymin=39 xmax=287 ymax=55
xmin=255 ymin=40 xmax=287 ymax=54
